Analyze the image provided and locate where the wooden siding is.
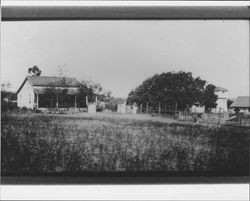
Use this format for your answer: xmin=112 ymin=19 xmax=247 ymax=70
xmin=17 ymin=79 xmax=35 ymax=109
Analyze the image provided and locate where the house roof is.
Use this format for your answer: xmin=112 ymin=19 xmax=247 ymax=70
xmin=27 ymin=76 xmax=80 ymax=87
xmin=230 ymin=96 xmax=250 ymax=108
xmin=215 ymin=86 xmax=228 ymax=92
xmin=16 ymin=76 xmax=80 ymax=94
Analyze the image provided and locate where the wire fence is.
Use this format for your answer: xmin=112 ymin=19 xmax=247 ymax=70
xmin=136 ymin=105 xmax=250 ymax=127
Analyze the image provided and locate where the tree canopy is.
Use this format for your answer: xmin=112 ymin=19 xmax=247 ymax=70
xmin=127 ymin=71 xmax=217 ymax=111
xmin=28 ymin=65 xmax=41 ymax=76
xmin=203 ymin=84 xmax=218 ymax=111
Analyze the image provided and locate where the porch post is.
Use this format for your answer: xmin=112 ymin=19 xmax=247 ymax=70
xmin=37 ymin=93 xmax=39 ymax=109
xmin=74 ymin=95 xmax=77 ymax=109
xmin=56 ymin=96 xmax=58 ymax=109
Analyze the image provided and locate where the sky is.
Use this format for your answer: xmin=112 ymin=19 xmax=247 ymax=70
xmin=1 ymin=20 xmax=249 ymax=99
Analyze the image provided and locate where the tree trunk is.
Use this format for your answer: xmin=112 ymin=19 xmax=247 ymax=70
xmin=50 ymin=95 xmax=52 ymax=109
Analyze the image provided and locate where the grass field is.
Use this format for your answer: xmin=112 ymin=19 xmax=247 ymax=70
xmin=1 ymin=111 xmax=250 ymax=175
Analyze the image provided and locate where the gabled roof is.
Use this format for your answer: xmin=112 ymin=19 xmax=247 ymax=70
xmin=231 ymin=96 xmax=250 ymax=108
xmin=215 ymin=86 xmax=228 ymax=92
xmin=16 ymin=76 xmax=80 ymax=94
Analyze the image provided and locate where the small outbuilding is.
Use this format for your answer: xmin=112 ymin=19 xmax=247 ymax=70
xmin=230 ymin=96 xmax=250 ymax=114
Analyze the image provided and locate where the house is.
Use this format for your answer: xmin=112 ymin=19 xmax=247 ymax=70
xmin=16 ymin=76 xmax=80 ymax=109
xmin=230 ymin=96 xmax=250 ymax=114
xmin=211 ymin=86 xmax=228 ymax=113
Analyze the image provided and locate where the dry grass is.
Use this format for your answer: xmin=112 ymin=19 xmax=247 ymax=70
xmin=1 ymin=111 xmax=249 ymax=175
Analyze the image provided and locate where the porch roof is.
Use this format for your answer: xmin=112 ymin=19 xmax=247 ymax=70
xmin=33 ymin=87 xmax=79 ymax=95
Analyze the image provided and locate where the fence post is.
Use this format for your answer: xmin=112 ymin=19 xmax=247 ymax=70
xmin=74 ymin=95 xmax=77 ymax=109
xmin=146 ymin=102 xmax=149 ymax=114
xmin=56 ymin=96 xmax=59 ymax=110
xmin=218 ymin=108 xmax=221 ymax=125
xmin=158 ymin=102 xmax=161 ymax=115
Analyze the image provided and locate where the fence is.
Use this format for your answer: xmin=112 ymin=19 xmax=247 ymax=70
xmin=136 ymin=104 xmax=250 ymax=127
xmin=225 ymin=113 xmax=250 ymax=127
xmin=177 ymin=111 xmax=250 ymax=126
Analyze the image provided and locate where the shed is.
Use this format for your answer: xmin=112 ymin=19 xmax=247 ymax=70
xmin=230 ymin=96 xmax=250 ymax=114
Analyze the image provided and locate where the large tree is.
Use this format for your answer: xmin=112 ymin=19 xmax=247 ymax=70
xmin=77 ymin=79 xmax=112 ymax=108
xmin=127 ymin=71 xmax=217 ymax=111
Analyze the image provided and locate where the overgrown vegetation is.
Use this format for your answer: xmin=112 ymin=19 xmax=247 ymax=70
xmin=1 ymin=112 xmax=249 ymax=175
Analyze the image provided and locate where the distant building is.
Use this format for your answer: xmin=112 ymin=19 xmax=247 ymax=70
xmin=117 ymin=101 xmax=127 ymax=113
xmin=211 ymin=86 xmax=228 ymax=113
xmin=16 ymin=76 xmax=80 ymax=109
xmin=117 ymin=100 xmax=137 ymax=114
xmin=230 ymin=96 xmax=250 ymax=114
xmin=189 ymin=105 xmax=205 ymax=114
xmin=88 ymin=103 xmax=96 ymax=114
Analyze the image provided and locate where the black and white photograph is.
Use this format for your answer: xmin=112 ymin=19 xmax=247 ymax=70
xmin=1 ymin=1 xmax=250 ymax=191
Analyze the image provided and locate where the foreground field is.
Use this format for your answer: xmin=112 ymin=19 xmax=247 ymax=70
xmin=1 ymin=111 xmax=250 ymax=175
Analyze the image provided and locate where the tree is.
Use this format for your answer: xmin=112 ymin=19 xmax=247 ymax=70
xmin=1 ymin=81 xmax=17 ymax=111
xmin=227 ymin=99 xmax=233 ymax=109
xmin=127 ymin=71 xmax=208 ymax=111
xmin=77 ymin=80 xmax=96 ymax=107
xmin=28 ymin=65 xmax=41 ymax=76
xmin=1 ymin=81 xmax=11 ymax=92
xmin=203 ymin=84 xmax=218 ymax=112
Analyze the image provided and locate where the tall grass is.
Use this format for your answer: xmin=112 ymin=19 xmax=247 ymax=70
xmin=1 ymin=112 xmax=249 ymax=175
